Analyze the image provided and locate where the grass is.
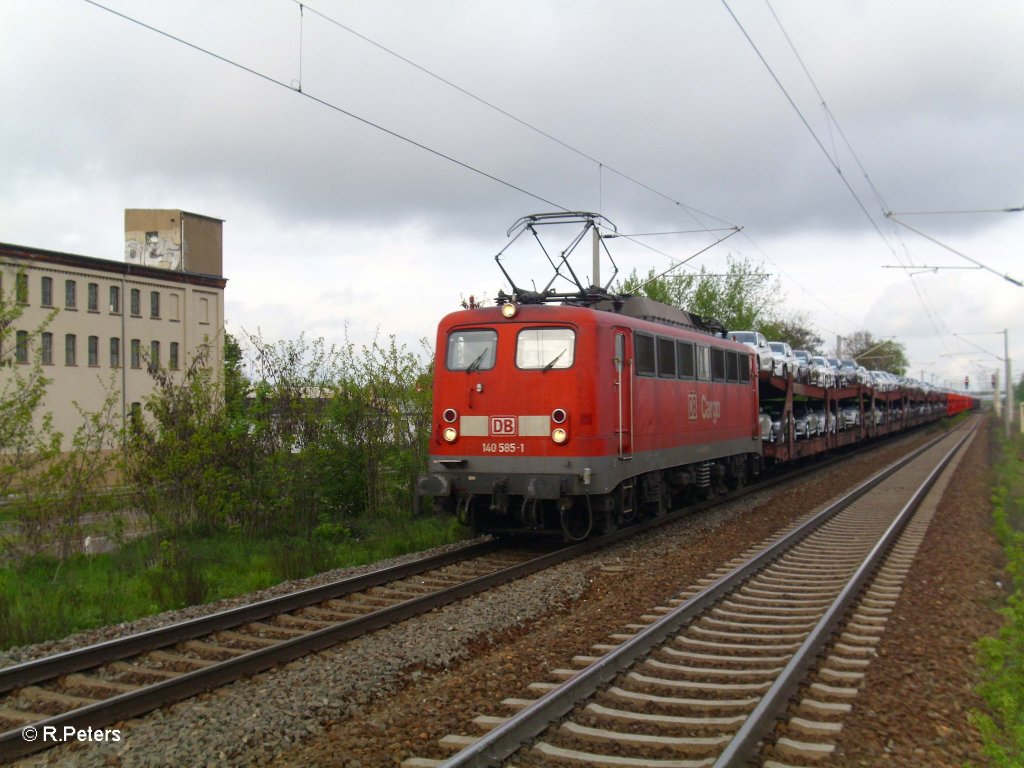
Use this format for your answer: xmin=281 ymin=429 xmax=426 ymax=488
xmin=0 ymin=512 xmax=470 ymax=652
xmin=970 ymin=427 xmax=1024 ymax=766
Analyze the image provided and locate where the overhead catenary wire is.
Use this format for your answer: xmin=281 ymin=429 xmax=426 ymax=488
xmin=285 ymin=0 xmax=873 ymax=329
xmin=293 ymin=0 xmax=740 ymax=236
xmin=721 ymin=0 xmax=894 ymax=251
xmin=728 ymin=0 xmax=952 ymax=348
xmin=886 ymin=214 xmax=1023 ymax=287
xmin=81 ymin=0 xmax=568 ymax=213
xmin=79 ymin=0 xmax=732 ymax=281
xmin=890 ymin=207 xmax=1024 ymax=215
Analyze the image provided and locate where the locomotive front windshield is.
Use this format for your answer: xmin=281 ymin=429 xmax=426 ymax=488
xmin=516 ymin=327 xmax=575 ymax=370
xmin=447 ymin=329 xmax=497 ymax=371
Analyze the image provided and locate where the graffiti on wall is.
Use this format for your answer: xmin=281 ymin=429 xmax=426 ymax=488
xmin=125 ymin=232 xmax=181 ymax=270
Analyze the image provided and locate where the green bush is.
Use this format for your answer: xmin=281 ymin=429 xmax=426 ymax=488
xmin=971 ymin=430 xmax=1024 ymax=766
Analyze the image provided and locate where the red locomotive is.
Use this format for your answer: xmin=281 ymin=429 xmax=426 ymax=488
xmin=417 ymin=213 xmax=761 ymax=539
xmin=417 ymin=297 xmax=762 ymax=539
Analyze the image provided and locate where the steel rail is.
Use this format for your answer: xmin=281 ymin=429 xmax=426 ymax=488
xmin=436 ymin=419 xmax=974 ymax=767
xmin=714 ymin=419 xmax=978 ymax=766
xmin=0 ymin=538 xmax=504 ymax=696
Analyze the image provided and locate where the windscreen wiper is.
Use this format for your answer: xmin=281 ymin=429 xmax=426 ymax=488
xmin=541 ymin=349 xmax=565 ymax=373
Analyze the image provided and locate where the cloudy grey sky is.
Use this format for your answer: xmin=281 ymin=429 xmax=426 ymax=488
xmin=3 ymin=0 xmax=1022 ymax=390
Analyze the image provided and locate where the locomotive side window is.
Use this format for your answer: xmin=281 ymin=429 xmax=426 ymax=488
xmin=447 ymin=329 xmax=497 ymax=371
xmin=677 ymin=341 xmax=695 ymax=379
xmin=711 ymin=348 xmax=726 ymax=381
xmin=696 ymin=346 xmax=711 ymax=380
xmin=657 ymin=337 xmax=676 ymax=378
xmin=726 ymin=350 xmax=739 ymax=382
xmin=739 ymin=353 xmax=751 ymax=383
xmin=635 ymin=333 xmax=656 ymax=376
xmin=516 ymin=327 xmax=575 ymax=370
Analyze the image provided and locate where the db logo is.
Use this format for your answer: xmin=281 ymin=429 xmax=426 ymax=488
xmin=490 ymin=416 xmax=517 ymax=435
xmin=688 ymin=393 xmax=698 ymax=421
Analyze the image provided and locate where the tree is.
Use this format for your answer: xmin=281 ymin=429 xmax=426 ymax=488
xmin=840 ymin=331 xmax=909 ymax=375
xmin=2 ymin=272 xmax=121 ymax=561
xmin=0 ymin=271 xmax=58 ymax=501
xmin=761 ymin=311 xmax=825 ymax=354
xmin=617 ymin=254 xmax=782 ymax=332
xmin=222 ymin=332 xmax=249 ymax=421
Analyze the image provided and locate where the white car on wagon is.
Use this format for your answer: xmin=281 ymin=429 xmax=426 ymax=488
xmin=727 ymin=331 xmax=775 ymax=375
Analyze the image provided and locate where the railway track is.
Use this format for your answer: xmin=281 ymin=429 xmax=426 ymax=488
xmin=0 ymin=464 xmax=790 ymax=766
xmin=415 ymin=416 xmax=978 ymax=767
xmin=0 ymin=540 xmax=543 ymax=762
xmin=0 ymin=423 xmax=954 ymax=763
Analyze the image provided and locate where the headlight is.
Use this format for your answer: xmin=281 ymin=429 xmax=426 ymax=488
xmin=501 ymin=302 xmax=517 ymax=318
xmin=551 ymin=408 xmax=567 ymax=424
xmin=442 ymin=408 xmax=458 ymax=423
xmin=551 ymin=428 xmax=568 ymax=444
xmin=442 ymin=427 xmax=458 ymax=443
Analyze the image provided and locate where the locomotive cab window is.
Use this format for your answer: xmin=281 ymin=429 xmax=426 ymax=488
xmin=447 ymin=329 xmax=497 ymax=371
xmin=516 ymin=327 xmax=575 ymax=370
xmin=739 ymin=353 xmax=751 ymax=383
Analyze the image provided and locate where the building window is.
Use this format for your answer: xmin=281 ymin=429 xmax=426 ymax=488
xmin=130 ymin=289 xmax=141 ymax=316
xmin=41 ymin=276 xmax=53 ymax=307
xmin=16 ymin=330 xmax=29 ymax=364
xmin=198 ymin=297 xmax=210 ymax=324
xmin=110 ymin=285 xmax=121 ymax=314
xmin=110 ymin=337 xmax=121 ymax=368
xmin=41 ymin=332 xmax=53 ymax=365
xmin=88 ymin=335 xmax=99 ymax=367
xmin=169 ymin=341 xmax=179 ymax=370
xmin=88 ymin=283 xmax=99 ymax=312
xmin=65 ymin=334 xmax=77 ymax=366
xmin=65 ymin=280 xmax=77 ymax=309
xmin=149 ymin=340 xmax=160 ymax=371
xmin=16 ymin=273 xmax=28 ymax=304
xmin=169 ymin=294 xmax=180 ymax=321
xmin=150 ymin=291 xmax=160 ymax=319
xmin=130 ymin=339 xmax=141 ymax=369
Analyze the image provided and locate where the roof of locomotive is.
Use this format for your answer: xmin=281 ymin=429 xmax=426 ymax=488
xmin=437 ymin=296 xmax=748 ymax=351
